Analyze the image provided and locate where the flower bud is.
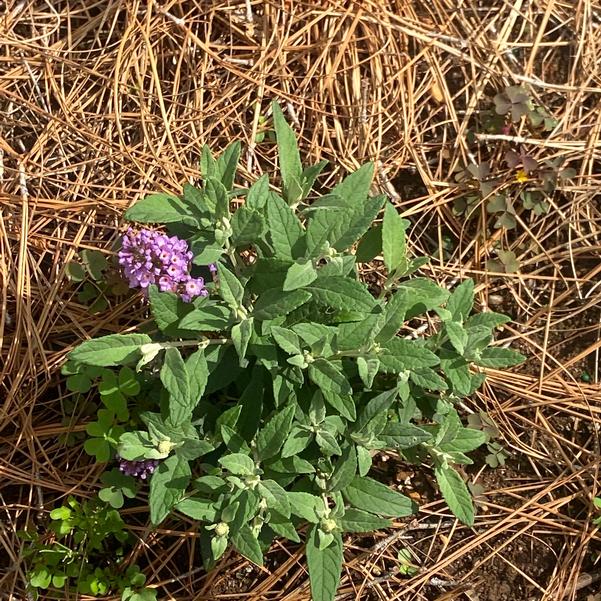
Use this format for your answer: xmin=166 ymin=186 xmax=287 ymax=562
xmin=215 ymin=522 xmax=229 ymax=537
xmin=157 ymin=439 xmax=175 ymax=455
xmin=321 ymin=518 xmax=337 ymax=533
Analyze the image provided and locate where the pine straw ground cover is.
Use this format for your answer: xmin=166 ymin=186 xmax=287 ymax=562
xmin=1 ymin=1 xmax=601 ymax=599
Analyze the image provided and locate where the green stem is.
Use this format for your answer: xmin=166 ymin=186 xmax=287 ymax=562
xmin=160 ymin=338 xmax=229 ymax=349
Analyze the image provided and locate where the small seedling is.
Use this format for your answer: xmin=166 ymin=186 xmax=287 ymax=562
xmin=23 ymin=497 xmax=155 ymax=600
xmin=66 ymin=249 xmax=129 ymax=313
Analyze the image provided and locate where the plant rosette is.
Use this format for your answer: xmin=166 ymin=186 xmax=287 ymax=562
xmin=65 ymin=102 xmax=524 ymax=601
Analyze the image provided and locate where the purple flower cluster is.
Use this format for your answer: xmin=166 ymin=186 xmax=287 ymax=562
xmin=118 ymin=228 xmax=208 ymax=302
xmin=117 ymin=457 xmax=159 ymax=480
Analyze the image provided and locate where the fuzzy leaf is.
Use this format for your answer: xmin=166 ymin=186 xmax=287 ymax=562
xmin=267 ymin=192 xmax=304 ymax=259
xmin=272 ymin=102 xmax=303 ymax=205
xmin=232 ymin=525 xmax=264 ymax=566
xmin=256 ymin=404 xmax=296 ymax=461
xmin=343 ymin=476 xmax=417 ymax=517
xmin=253 ymin=288 xmax=312 ymax=320
xmin=125 ymin=193 xmax=197 ymax=226
xmin=308 ymin=277 xmax=375 ymax=314
xmin=67 ymin=333 xmax=152 ymax=367
xmin=446 ymin=279 xmax=474 ymax=322
xmin=160 ymin=348 xmax=191 ymax=426
xmin=476 ymin=347 xmax=525 ymax=368
xmin=306 ymin=526 xmax=343 ymax=601
xmin=149 ymin=454 xmax=191 ymax=525
xmin=339 ymin=508 xmax=391 ymax=532
xmin=283 ymin=260 xmax=318 ymax=291
xmin=434 ymin=466 xmax=474 ymax=526
xmin=382 ymin=202 xmax=410 ymax=274
xmin=231 ymin=206 xmax=265 ymax=246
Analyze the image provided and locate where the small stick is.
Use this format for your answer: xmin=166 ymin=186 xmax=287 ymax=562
xmin=153 ymin=0 xmax=185 ymax=27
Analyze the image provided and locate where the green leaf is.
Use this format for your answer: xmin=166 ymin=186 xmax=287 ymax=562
xmin=270 ymin=326 xmax=302 ymax=355
xmin=379 ymin=338 xmax=440 ymax=372
xmin=357 ymin=446 xmax=372 ymax=477
xmin=476 ymin=347 xmax=525 ymax=368
xmin=160 ymin=348 xmax=191 ymax=426
xmin=200 ymin=144 xmax=217 ymax=180
xmin=355 ymin=225 xmax=382 ymax=263
xmin=217 ymin=264 xmax=244 ymax=309
xmin=315 ymin=429 xmax=342 ymax=455
xmin=322 ymin=390 xmax=356 ymax=421
xmin=269 ymin=513 xmax=301 ymax=542
xmin=343 ymin=476 xmax=417 ymax=517
xmin=99 ymin=486 xmax=123 ymax=508
xmin=446 ymin=279 xmax=474 ymax=322
xmin=281 ymin=426 xmax=313 ymax=457
xmin=339 ymin=508 xmax=391 ymax=532
xmin=30 ymin=568 xmax=52 ymax=589
xmin=357 ymin=356 xmax=379 ymax=390
xmin=258 ymin=479 xmax=291 ymax=518
xmin=125 ymin=193 xmax=197 ymax=226
xmin=441 ymin=354 xmax=472 ymax=396
xmin=309 ymin=359 xmax=352 ymax=397
xmin=205 ymin=177 xmax=230 ymax=220
xmin=256 ymin=404 xmax=296 ymax=461
xmin=288 ymin=492 xmax=322 ymax=523
xmin=266 ymin=455 xmax=315 ymax=474
xmin=81 ymin=249 xmax=108 ymax=280
xmin=186 ymin=348 xmax=208 ymax=405
xmin=253 ymin=288 xmax=312 ymax=320
xmin=283 ymin=260 xmax=318 ymax=291
xmin=301 ymin=160 xmax=328 ymax=198
xmin=176 ymin=497 xmax=218 ymax=521
xmin=178 ymin=439 xmax=214 ymax=461
xmin=382 ymin=202 xmax=410 ymax=274
xmin=440 ymin=428 xmax=487 ymax=453
xmin=231 ymin=524 xmax=264 ymax=566
xmin=118 ymin=431 xmax=166 ymax=460
xmin=148 ymin=286 xmax=187 ymax=333
xmin=379 ymin=422 xmax=432 ymax=449
xmin=191 ymin=244 xmax=224 ymax=266
xmin=308 ymin=277 xmax=375 ymax=313
xmin=219 ymin=453 xmax=255 ymax=476
xmin=306 ymin=526 xmax=343 ymax=601
xmin=232 ymin=318 xmax=254 ymax=366
xmin=67 ymin=333 xmax=152 ymax=367
xmin=246 ymin=174 xmax=270 ymax=211
xmin=328 ymin=444 xmax=357 ymax=492
xmin=66 ymin=261 xmax=86 ymax=282
xmin=266 ymin=192 xmax=304 ymax=259
xmin=183 ymin=182 xmax=208 ymax=213
xmin=119 ymin=366 xmax=140 ymax=396
xmin=434 ymin=466 xmax=474 ymax=526
xmin=466 ymin=312 xmax=511 ymax=330
xmin=178 ymin=303 xmax=231 ymax=331
xmin=354 ymin=389 xmax=397 ymax=432
xmin=66 ymin=373 xmax=92 ymax=393
xmin=231 ymin=206 xmax=265 ymax=246
xmin=395 ymin=278 xmax=450 ymax=318
xmin=336 ymin=315 xmax=381 ymax=351
xmin=409 ymin=368 xmax=448 ymax=391
xmin=332 ymin=162 xmax=374 ymax=203
xmin=272 ymin=101 xmax=303 ymax=205
xmin=149 ymin=454 xmax=191 ymax=525
xmin=446 ymin=321 xmax=468 ymax=355
xmin=216 ymin=141 xmax=241 ymax=191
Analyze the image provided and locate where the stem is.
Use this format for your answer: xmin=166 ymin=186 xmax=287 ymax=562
xmin=160 ymin=338 xmax=229 ymax=349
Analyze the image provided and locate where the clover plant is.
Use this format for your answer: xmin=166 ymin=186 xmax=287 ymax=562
xmin=22 ymin=497 xmax=156 ymax=600
xmin=456 ymin=86 xmax=575 ymax=228
xmin=64 ymin=102 xmax=524 ymax=601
